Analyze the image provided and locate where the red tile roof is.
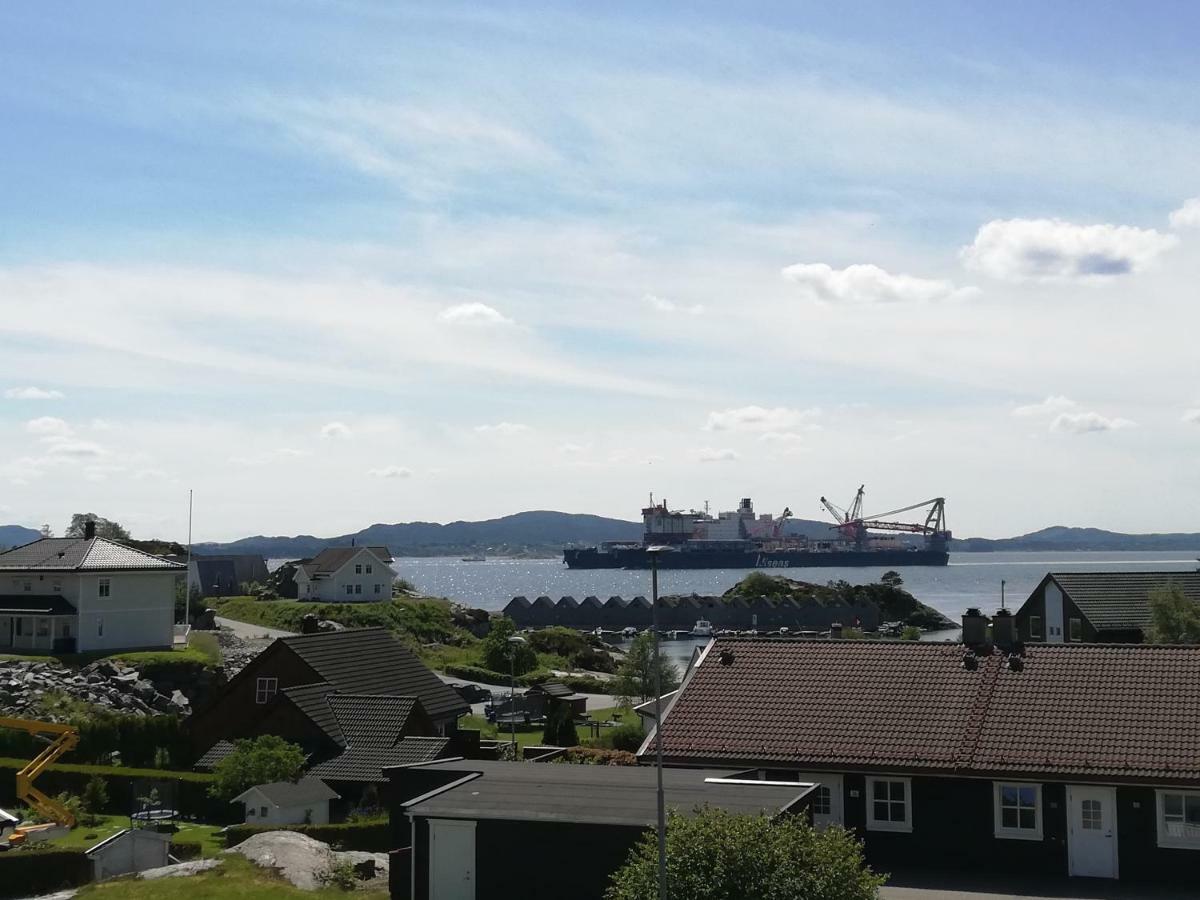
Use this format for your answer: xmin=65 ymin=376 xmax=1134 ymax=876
xmin=653 ymin=639 xmax=1200 ymax=784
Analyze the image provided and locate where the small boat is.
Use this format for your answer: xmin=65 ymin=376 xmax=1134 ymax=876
xmin=460 ymin=554 xmax=487 ymax=562
xmin=691 ymin=619 xmax=714 ymax=637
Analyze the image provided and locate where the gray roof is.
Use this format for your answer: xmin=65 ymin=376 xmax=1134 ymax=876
xmin=0 ymin=537 xmax=184 ymax=572
xmin=299 ymin=547 xmax=392 ymax=578
xmin=233 ymin=777 xmax=339 ymax=807
xmin=329 ymin=694 xmax=419 ymax=746
xmin=308 ymin=737 xmax=450 ymax=782
xmin=1049 ymin=571 xmax=1200 ymax=631
xmin=282 ymin=684 xmax=346 ymax=745
xmin=399 ymin=761 xmax=813 ymax=827
xmin=279 ymin=628 xmax=468 ymax=722
xmin=195 ymin=740 xmax=235 ymax=770
xmin=0 ymin=594 xmax=78 ymax=615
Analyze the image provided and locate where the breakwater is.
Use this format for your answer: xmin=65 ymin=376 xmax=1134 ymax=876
xmin=502 ymin=594 xmax=880 ymax=631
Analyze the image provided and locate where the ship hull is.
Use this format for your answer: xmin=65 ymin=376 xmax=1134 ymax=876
xmin=563 ymin=546 xmax=949 ymax=569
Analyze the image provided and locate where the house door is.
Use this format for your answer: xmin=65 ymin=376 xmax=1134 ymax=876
xmin=794 ymin=773 xmax=844 ymax=829
xmin=1067 ymin=786 xmax=1118 ymax=878
xmin=429 ymin=819 xmax=475 ymax=900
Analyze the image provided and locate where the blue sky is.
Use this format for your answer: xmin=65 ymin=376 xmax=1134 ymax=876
xmin=2 ymin=2 xmax=1200 ymax=540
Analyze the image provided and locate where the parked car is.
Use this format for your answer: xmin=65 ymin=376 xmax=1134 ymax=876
xmin=449 ymin=683 xmax=493 ymax=704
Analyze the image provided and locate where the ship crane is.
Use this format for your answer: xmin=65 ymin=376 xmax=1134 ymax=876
xmin=772 ymin=507 xmax=793 ymax=538
xmin=820 ymin=488 xmax=949 ymax=551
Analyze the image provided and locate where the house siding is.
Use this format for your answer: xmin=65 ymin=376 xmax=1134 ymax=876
xmin=1115 ymin=786 xmax=1196 ymax=883
xmin=300 ymin=549 xmax=397 ymax=603
xmin=1016 ymin=581 xmax=1102 ymax=645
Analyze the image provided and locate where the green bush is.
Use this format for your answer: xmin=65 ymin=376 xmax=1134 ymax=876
xmin=542 ymin=702 xmax=579 ymax=747
xmin=481 ymin=617 xmax=538 ymax=675
xmin=0 ymin=848 xmax=93 ymax=899
xmin=169 ymin=840 xmax=204 ymax=861
xmin=187 ymin=631 xmax=222 ymax=665
xmin=208 ymin=736 xmax=304 ymax=802
xmin=609 ymin=722 xmax=646 ymax=752
xmin=319 ymin=858 xmax=359 ymax=891
xmin=224 ymin=820 xmax=391 ymax=851
xmin=214 ymin=596 xmax=467 ymax=644
xmin=0 ymin=711 xmax=188 ymax=768
xmin=556 ymin=747 xmax=638 ymax=766
xmin=558 ymin=674 xmax=615 ymax=695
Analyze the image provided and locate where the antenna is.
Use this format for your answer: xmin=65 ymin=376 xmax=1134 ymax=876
xmin=185 ymin=490 xmax=193 ymax=627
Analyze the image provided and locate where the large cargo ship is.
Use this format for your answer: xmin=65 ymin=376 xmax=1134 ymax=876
xmin=563 ymin=492 xmax=950 ymax=569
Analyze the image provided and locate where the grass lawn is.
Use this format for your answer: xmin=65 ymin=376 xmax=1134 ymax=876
xmin=45 ymin=816 xmax=226 ymax=857
xmin=459 ymin=704 xmax=633 ymax=749
xmin=76 ymin=853 xmax=386 ymax=898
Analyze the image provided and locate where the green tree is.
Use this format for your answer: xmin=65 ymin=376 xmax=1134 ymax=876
xmin=80 ymin=776 xmax=109 ymax=826
xmin=542 ymin=701 xmax=580 ymax=747
xmin=208 ymin=735 xmax=305 ymax=801
xmin=613 ymin=632 xmax=680 ymax=703
xmin=880 ymin=570 xmax=904 ymax=588
xmin=1146 ymin=585 xmax=1200 ymax=644
xmin=481 ymin=616 xmax=537 ymax=675
xmin=605 ymin=808 xmax=885 ymax=900
xmin=65 ymin=513 xmax=131 ymax=541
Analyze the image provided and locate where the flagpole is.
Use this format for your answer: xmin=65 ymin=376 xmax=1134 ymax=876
xmin=185 ymin=489 xmax=193 ymax=626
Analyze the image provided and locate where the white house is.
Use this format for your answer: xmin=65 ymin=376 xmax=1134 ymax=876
xmin=0 ymin=524 xmax=185 ymax=654
xmin=86 ymin=828 xmax=172 ymax=880
xmin=294 ymin=546 xmax=396 ymax=602
xmin=233 ymin=777 xmax=339 ymax=825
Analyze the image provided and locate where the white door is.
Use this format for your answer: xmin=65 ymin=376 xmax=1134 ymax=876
xmin=1067 ymin=786 xmax=1118 ymax=878
xmin=429 ymin=819 xmax=476 ymax=900
xmin=795 ymin=773 xmax=844 ymax=829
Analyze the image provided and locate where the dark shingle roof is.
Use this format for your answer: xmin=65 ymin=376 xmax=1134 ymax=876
xmin=328 ymin=694 xmax=418 ymax=747
xmin=280 ymin=628 xmax=467 ymax=721
xmin=400 ymin=760 xmax=813 ymax=826
xmin=525 ymin=681 xmax=575 ymax=699
xmin=0 ymin=594 xmax=78 ymax=615
xmin=654 ymin=638 xmax=1200 ymax=784
xmin=233 ymin=777 xmax=339 ymax=807
xmin=299 ymin=547 xmax=392 ymax=577
xmin=0 ymin=537 xmax=184 ymax=572
xmin=195 ymin=741 xmax=236 ymax=770
xmin=282 ymin=684 xmax=345 ymax=745
xmin=1049 ymin=571 xmax=1200 ymax=631
xmin=308 ymin=737 xmax=450 ymax=782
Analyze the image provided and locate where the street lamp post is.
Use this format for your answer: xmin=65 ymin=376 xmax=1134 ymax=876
xmin=647 ymin=546 xmax=668 ymax=900
xmin=507 ymin=634 xmax=526 ymax=754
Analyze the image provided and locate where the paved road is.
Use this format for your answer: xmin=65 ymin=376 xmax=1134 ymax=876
xmin=881 ymin=872 xmax=1195 ymax=900
xmin=215 ymin=617 xmax=295 ymax=640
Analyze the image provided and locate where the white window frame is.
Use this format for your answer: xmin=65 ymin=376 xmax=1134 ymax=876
xmin=374 ymin=584 xmax=381 ymax=595
xmin=98 ymin=578 xmax=111 ymax=598
xmin=1029 ymin=615 xmax=1042 ymax=639
xmin=993 ymin=782 xmax=1043 ymax=841
xmin=355 ymin=564 xmax=362 ymax=575
xmin=866 ymin=776 xmax=913 ymax=833
xmin=1156 ymin=789 xmax=1200 ymax=850
xmin=344 ymin=584 xmax=354 ymax=596
xmin=365 ymin=563 xmax=373 ymax=574
xmin=255 ymin=677 xmax=278 ymax=705
xmin=354 ymin=584 xmax=362 ymax=595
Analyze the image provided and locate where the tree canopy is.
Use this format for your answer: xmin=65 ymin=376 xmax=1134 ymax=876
xmin=65 ymin=513 xmax=131 ymax=541
xmin=605 ymin=807 xmax=885 ymax=900
xmin=613 ymin=632 xmax=680 ymax=703
xmin=1146 ymin=585 xmax=1200 ymax=644
xmin=481 ymin=615 xmax=538 ymax=675
xmin=208 ymin=735 xmax=305 ymax=801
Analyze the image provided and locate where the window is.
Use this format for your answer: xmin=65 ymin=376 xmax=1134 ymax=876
xmin=97 ymin=617 xmax=104 ymax=637
xmin=1081 ymin=799 xmax=1102 ymax=830
xmin=1157 ymin=790 xmax=1200 ymax=849
xmin=374 ymin=584 xmax=381 ymax=595
xmin=52 ymin=579 xmax=62 ymax=593
xmin=355 ymin=564 xmax=362 ymax=574
xmin=1069 ymin=617 xmax=1082 ymax=641
xmin=98 ymin=578 xmax=111 ymax=598
xmin=255 ymin=677 xmax=278 ymax=705
xmin=345 ymin=585 xmax=354 ymax=596
xmin=812 ymin=786 xmax=832 ymax=817
xmin=36 ymin=618 xmax=49 ymax=638
xmin=867 ymin=777 xmax=912 ymax=832
xmin=247 ymin=807 xmax=256 ymax=817
xmin=354 ymin=584 xmax=362 ymax=595
xmin=994 ymin=783 xmax=1043 ymax=840
xmin=22 ymin=581 xmax=31 ymax=593
xmin=260 ymin=806 xmax=268 ymax=818
xmin=304 ymin=584 xmax=310 ymax=596
xmin=365 ymin=564 xmax=372 ymax=574
xmin=1029 ymin=616 xmax=1042 ymax=639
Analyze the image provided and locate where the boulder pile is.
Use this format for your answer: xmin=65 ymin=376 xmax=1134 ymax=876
xmin=0 ymin=658 xmax=192 ymax=719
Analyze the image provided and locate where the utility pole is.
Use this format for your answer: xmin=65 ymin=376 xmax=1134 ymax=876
xmin=507 ymin=635 xmax=526 ymax=755
xmin=648 ymin=546 xmax=668 ymax=900
xmin=185 ymin=490 xmax=193 ymax=628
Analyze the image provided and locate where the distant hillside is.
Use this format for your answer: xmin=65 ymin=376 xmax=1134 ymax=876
xmin=953 ymin=526 xmax=1200 ymax=552
xmin=196 ymin=510 xmax=643 ymax=559
xmin=0 ymin=525 xmax=41 ymax=550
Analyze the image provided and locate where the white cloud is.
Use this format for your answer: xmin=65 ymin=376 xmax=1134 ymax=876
xmin=46 ymin=440 xmax=106 ymax=458
xmin=759 ymin=431 xmax=807 ymax=448
xmin=368 ymin=465 xmax=413 ymax=478
xmin=1182 ymin=409 xmax=1200 ymax=425
xmin=1050 ymin=412 xmax=1136 ymax=434
xmin=705 ymin=405 xmax=820 ymax=433
xmin=961 ymin=218 xmax=1178 ymax=282
xmin=439 ymin=302 xmax=514 ymax=326
xmin=1012 ymin=395 xmax=1076 ymax=417
xmin=5 ymin=386 xmax=63 ymax=400
xmin=781 ymin=262 xmax=972 ymax=304
xmin=1169 ymin=198 xmax=1200 ymax=229
xmin=25 ymin=416 xmax=72 ymax=437
xmin=320 ymin=421 xmax=352 ymax=439
xmin=696 ymin=447 xmax=739 ymax=463
xmin=229 ymin=447 xmax=311 ymax=466
xmin=644 ymin=294 xmax=704 ymax=315
xmin=473 ymin=422 xmax=530 ymax=436
xmin=558 ymin=442 xmax=588 ymax=454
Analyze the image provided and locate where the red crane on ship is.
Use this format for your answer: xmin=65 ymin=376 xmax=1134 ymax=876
xmin=820 ymin=486 xmax=949 ymax=551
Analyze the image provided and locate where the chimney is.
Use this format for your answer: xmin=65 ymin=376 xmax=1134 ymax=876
xmin=84 ymin=520 xmax=96 ymax=540
xmin=992 ymin=607 xmax=1016 ymax=652
xmin=961 ymin=607 xmax=990 ymax=651
xmin=829 ymin=622 xmax=843 ymax=639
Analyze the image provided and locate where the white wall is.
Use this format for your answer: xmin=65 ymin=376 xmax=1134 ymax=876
xmin=75 ymin=571 xmax=178 ymax=653
xmin=305 ymin=549 xmax=396 ymax=602
xmin=89 ymin=829 xmax=171 ymax=881
xmin=1045 ymin=582 xmax=1065 ymax=643
xmin=241 ymin=791 xmax=330 ymax=825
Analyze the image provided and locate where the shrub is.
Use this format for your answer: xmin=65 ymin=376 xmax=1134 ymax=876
xmin=169 ymin=840 xmax=204 ymax=861
xmin=481 ymin=617 xmax=538 ymax=675
xmin=319 ymin=858 xmax=359 ymax=891
xmin=81 ymin=775 xmax=109 ymax=825
xmin=187 ymin=631 xmax=222 ymax=665
xmin=224 ymin=820 xmax=391 ymax=851
xmin=0 ymin=848 xmax=92 ymax=900
xmin=609 ymin=722 xmax=646 ymax=752
xmin=557 ymin=747 xmax=638 ymax=766
xmin=558 ymin=674 xmax=615 ymax=695
xmin=208 ymin=735 xmax=305 ymax=801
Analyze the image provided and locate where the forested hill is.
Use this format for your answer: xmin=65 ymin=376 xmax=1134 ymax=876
xmin=194 ymin=510 xmax=643 ymax=558
xmin=0 ymin=525 xmax=41 ymax=549
xmin=952 ymin=526 xmax=1200 ymax=552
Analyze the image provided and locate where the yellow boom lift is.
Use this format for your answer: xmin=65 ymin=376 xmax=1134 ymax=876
xmin=0 ymin=717 xmax=80 ymax=841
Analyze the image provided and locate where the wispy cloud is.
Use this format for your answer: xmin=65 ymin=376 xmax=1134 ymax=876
xmin=368 ymin=465 xmax=412 ymax=478
xmin=1169 ymin=198 xmax=1200 ymax=230
xmin=1012 ymin=396 xmax=1076 ymax=417
xmin=320 ymin=422 xmax=352 ymax=439
xmin=696 ymin=447 xmax=739 ymax=463
xmin=644 ymin=294 xmax=704 ymax=315
xmin=782 ymin=262 xmax=973 ymax=304
xmin=5 ymin=387 xmax=63 ymax=400
xmin=25 ymin=416 xmax=73 ymax=437
xmin=474 ymin=422 xmax=531 ymax=436
xmin=1182 ymin=409 xmax=1200 ymax=425
xmin=46 ymin=440 xmax=106 ymax=458
xmin=439 ymin=302 xmax=514 ymax=326
xmin=705 ymin=405 xmax=820 ymax=433
xmin=961 ymin=219 xmax=1177 ymax=282
xmin=1051 ymin=412 xmax=1136 ymax=434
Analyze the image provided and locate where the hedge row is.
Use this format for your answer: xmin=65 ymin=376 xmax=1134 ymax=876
xmin=0 ymin=714 xmax=189 ymax=769
xmin=169 ymin=840 xmax=204 ymax=861
xmin=0 ymin=848 xmax=92 ymax=900
xmin=0 ymin=758 xmax=235 ymax=824
xmin=224 ymin=820 xmax=391 ymax=852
